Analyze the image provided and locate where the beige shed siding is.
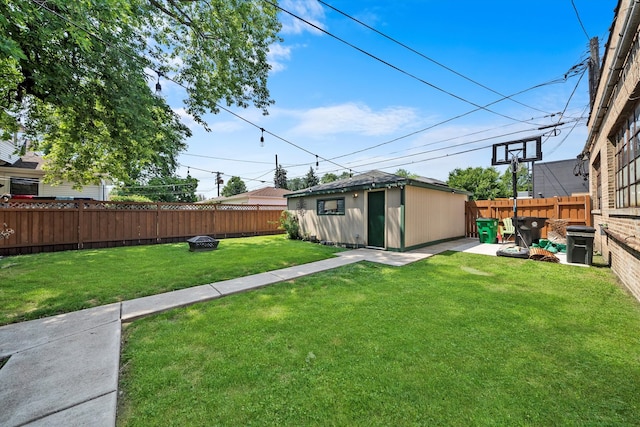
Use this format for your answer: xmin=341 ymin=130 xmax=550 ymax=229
xmin=405 ymin=186 xmax=466 ymax=247
xmin=288 ymin=191 xmax=365 ymax=246
xmin=383 ymin=188 xmax=402 ymax=249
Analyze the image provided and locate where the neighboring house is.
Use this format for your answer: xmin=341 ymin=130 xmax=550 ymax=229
xmin=202 ymin=187 xmax=291 ymax=206
xmin=0 ymin=150 xmax=108 ymax=200
xmin=533 ymin=159 xmax=589 ymax=197
xmin=285 ymin=170 xmax=470 ymax=251
xmin=0 ymin=136 xmax=20 ymax=166
xmin=582 ymin=0 xmax=640 ymax=300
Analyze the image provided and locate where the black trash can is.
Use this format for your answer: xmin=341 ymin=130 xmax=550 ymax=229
xmin=566 ymin=226 xmax=596 ymax=265
xmin=516 ymin=217 xmax=547 ymax=247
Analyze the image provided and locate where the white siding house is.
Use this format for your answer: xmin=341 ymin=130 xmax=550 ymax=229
xmin=0 ymin=152 xmax=108 ymax=200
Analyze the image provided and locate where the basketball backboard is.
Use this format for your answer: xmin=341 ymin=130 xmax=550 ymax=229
xmin=491 ymin=136 xmax=542 ymax=165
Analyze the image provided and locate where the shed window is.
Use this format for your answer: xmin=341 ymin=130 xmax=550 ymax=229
xmin=317 ymin=198 xmax=345 ymax=215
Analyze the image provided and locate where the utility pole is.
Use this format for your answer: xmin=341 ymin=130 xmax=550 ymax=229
xmin=588 ymin=36 xmax=600 ymax=109
xmin=216 ymin=172 xmax=224 ymax=197
xmin=274 ymin=154 xmax=279 ymax=188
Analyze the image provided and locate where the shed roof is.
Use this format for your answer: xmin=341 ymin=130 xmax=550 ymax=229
xmin=285 ymin=170 xmax=470 ymax=198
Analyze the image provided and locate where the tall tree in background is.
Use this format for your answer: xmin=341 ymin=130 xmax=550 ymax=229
xmin=303 ymin=167 xmax=319 ymax=188
xmin=499 ymin=164 xmax=532 ymax=196
xmin=0 ymin=0 xmax=281 ymax=186
xmin=320 ymin=171 xmax=352 ymax=183
xmin=321 ymin=172 xmax=339 ymax=183
xmin=394 ymin=168 xmax=418 ymax=178
xmin=274 ymin=164 xmax=288 ymax=189
xmin=447 ymin=167 xmax=509 ymax=201
xmin=287 ymin=177 xmax=305 ymax=191
xmin=221 ymin=176 xmax=247 ymax=197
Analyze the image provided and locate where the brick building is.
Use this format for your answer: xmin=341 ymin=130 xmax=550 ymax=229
xmin=583 ymin=0 xmax=640 ymax=301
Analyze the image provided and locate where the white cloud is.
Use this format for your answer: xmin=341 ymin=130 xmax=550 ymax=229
xmin=173 ymin=108 xmax=198 ymax=129
xmin=267 ymin=44 xmax=292 ymax=73
xmin=279 ymin=0 xmax=326 ymax=35
xmin=288 ymin=103 xmax=420 ymax=137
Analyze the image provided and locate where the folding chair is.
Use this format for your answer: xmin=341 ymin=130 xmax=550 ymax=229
xmin=500 ymin=217 xmax=515 ymax=243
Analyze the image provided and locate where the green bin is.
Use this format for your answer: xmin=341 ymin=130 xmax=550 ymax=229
xmin=476 ymin=218 xmax=499 ymax=244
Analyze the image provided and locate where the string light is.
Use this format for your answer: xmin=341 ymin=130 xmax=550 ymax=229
xmin=260 ymin=128 xmax=265 ymax=147
xmin=155 ymin=73 xmax=162 ymax=93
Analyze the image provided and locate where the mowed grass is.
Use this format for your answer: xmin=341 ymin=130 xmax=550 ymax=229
xmin=118 ymin=252 xmax=640 ymax=426
xmin=0 ymin=235 xmax=343 ymax=325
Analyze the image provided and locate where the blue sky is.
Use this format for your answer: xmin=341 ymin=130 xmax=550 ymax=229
xmin=165 ymin=0 xmax=617 ymax=198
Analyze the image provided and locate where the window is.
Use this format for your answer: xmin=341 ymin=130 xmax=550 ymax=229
xmin=317 ymin=197 xmax=345 ymax=215
xmin=614 ymin=104 xmax=640 ymax=208
xmin=10 ymin=177 xmax=39 ymax=195
xmin=593 ymin=154 xmax=602 ymax=210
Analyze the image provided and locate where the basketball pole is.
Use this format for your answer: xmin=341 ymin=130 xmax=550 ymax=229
xmin=511 ymin=156 xmax=519 ymax=246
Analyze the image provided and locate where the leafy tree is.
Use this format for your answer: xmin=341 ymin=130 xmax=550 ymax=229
xmin=303 ymin=167 xmax=319 ymax=188
xmin=287 ymin=177 xmax=305 ymax=191
xmin=395 ymin=168 xmax=418 ymax=178
xmin=221 ymin=176 xmax=247 ymax=197
xmin=274 ymin=164 xmax=288 ymax=189
xmin=113 ymin=175 xmax=198 ymax=202
xmin=0 ymin=0 xmax=281 ymax=186
xmin=499 ymin=164 xmax=531 ymax=196
xmin=109 ymin=194 xmax=154 ymax=203
xmin=321 ymin=173 xmax=339 ymax=183
xmin=447 ymin=167 xmax=508 ymax=201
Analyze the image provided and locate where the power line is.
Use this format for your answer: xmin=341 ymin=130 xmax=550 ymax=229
xmin=179 ymin=164 xmax=269 ymax=184
xmin=571 ymin=0 xmax=591 ymax=40
xmin=266 ymin=0 xmax=540 ymax=124
xmin=317 ymin=0 xmax=550 ymax=115
xmin=336 ymin=120 xmax=584 ymax=171
xmin=326 ymin=68 xmax=584 ymax=163
xmin=181 ymin=152 xmax=272 ymax=165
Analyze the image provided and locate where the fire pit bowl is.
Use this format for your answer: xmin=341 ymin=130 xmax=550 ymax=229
xmin=187 ymin=235 xmax=219 ymax=252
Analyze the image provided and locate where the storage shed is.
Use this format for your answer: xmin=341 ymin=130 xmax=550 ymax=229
xmin=285 ymin=170 xmax=470 ymax=251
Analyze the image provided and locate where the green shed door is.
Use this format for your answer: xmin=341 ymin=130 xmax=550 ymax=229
xmin=367 ymin=191 xmax=385 ymax=248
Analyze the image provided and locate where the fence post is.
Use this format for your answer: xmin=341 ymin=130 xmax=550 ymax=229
xmin=585 ymin=195 xmax=592 ymax=226
xmin=77 ymin=201 xmax=84 ymax=250
xmin=156 ymin=202 xmax=161 ymax=243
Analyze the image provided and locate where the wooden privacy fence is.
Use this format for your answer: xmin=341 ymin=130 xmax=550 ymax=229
xmin=465 ymin=195 xmax=592 ymax=238
xmin=0 ymin=200 xmax=285 ymax=256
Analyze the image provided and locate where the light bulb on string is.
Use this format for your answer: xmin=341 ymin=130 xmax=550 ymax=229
xmin=155 ymin=73 xmax=162 ymax=93
xmin=315 ymin=155 xmax=319 ymax=170
xmin=260 ymin=128 xmax=265 ymax=147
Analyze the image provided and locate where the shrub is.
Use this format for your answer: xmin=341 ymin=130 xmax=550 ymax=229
xmin=278 ymin=210 xmax=301 ymax=240
xmin=109 ymin=194 xmax=154 ymax=203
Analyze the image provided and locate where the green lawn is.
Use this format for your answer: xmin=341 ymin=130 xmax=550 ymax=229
xmin=117 ymin=252 xmax=640 ymax=426
xmin=0 ymin=235 xmax=343 ymax=325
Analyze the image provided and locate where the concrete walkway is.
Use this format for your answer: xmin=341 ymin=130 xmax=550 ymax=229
xmin=0 ymin=238 xmax=572 ymax=426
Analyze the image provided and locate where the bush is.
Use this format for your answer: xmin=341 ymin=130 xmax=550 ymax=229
xmin=110 ymin=194 xmax=154 ymax=203
xmin=278 ymin=210 xmax=301 ymax=240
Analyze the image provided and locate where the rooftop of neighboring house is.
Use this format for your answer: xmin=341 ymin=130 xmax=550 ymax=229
xmin=0 ymin=152 xmax=45 ymax=170
xmin=201 ymin=186 xmax=291 ymax=204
